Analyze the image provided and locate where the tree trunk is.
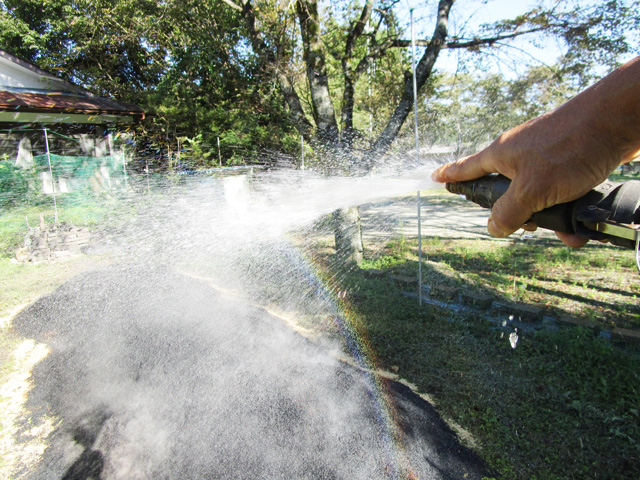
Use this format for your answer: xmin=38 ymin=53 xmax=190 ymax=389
xmin=296 ymin=0 xmax=340 ymax=147
xmin=332 ymin=206 xmax=364 ymax=265
xmin=296 ymin=0 xmax=366 ymax=264
xmin=366 ymin=0 xmax=453 ymax=165
xmin=236 ymin=0 xmax=314 ymax=140
xmin=231 ymin=0 xmax=453 ymax=267
xmin=340 ymin=1 xmax=373 ymax=150
xmin=332 ymin=1 xmax=451 ymax=267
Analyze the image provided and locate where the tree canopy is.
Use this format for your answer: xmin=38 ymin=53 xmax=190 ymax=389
xmin=0 ymin=0 xmax=638 ymax=168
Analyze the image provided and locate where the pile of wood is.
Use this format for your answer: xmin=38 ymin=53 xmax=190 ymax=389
xmin=15 ymin=214 xmax=91 ymax=263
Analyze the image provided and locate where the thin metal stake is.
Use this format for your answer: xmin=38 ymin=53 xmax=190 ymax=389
xmin=122 ymin=150 xmax=128 ymax=188
xmin=43 ymin=128 xmax=59 ymax=223
xmin=411 ymin=9 xmax=423 ymax=305
xmin=145 ymin=157 xmax=150 ymax=194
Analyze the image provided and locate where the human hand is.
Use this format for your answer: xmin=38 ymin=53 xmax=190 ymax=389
xmin=431 ymin=57 xmax=640 ymax=247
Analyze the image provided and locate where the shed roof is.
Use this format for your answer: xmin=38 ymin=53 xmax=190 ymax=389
xmin=0 ymin=91 xmax=144 ymax=115
xmin=0 ymin=49 xmax=145 ymax=125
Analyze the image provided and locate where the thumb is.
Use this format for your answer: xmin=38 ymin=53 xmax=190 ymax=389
xmin=431 ymin=153 xmax=493 ymax=183
xmin=487 ymin=181 xmax=536 ymax=238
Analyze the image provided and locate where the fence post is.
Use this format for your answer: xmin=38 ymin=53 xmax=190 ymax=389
xmin=43 ymin=128 xmax=59 ymax=223
xmin=411 ymin=9 xmax=423 ymax=306
xmin=122 ymin=150 xmax=128 ymax=188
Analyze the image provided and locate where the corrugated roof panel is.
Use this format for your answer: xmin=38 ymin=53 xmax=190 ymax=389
xmin=0 ymin=91 xmax=29 ymax=108
xmin=0 ymin=91 xmax=144 ymax=116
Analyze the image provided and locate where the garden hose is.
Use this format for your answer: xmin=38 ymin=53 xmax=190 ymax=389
xmin=446 ymin=174 xmax=640 ymax=272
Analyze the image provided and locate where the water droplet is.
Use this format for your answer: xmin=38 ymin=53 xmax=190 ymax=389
xmin=509 ymin=331 xmax=519 ymax=349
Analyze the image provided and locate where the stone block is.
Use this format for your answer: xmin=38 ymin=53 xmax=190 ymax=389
xmin=611 ymin=327 xmax=640 ymax=344
xmin=494 ymin=302 xmax=543 ymax=321
xmin=389 ymin=274 xmax=417 ymax=285
xmin=429 ymin=284 xmax=459 ymax=301
xmin=363 ymin=268 xmax=384 ymax=278
xmin=557 ymin=315 xmax=598 ymax=330
xmin=460 ymin=290 xmax=493 ymax=309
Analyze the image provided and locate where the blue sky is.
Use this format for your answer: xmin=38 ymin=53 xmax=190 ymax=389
xmin=397 ymin=0 xmax=564 ymax=75
xmin=396 ymin=0 xmax=638 ymax=76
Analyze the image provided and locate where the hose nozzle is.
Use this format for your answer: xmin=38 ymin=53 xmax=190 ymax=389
xmin=446 ymin=174 xmax=511 ymax=209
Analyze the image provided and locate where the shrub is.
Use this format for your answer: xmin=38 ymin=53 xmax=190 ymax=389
xmin=0 ymin=161 xmax=34 ymax=208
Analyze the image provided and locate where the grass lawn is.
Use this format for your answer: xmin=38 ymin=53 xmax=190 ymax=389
xmin=304 ymin=229 xmax=640 ymax=479
xmin=421 ymin=237 xmax=639 ymax=329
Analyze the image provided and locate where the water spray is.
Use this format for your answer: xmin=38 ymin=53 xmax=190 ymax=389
xmin=446 ymin=174 xmax=640 ymax=271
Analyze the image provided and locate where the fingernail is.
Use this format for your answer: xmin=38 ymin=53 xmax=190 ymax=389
xmin=488 ymin=218 xmax=507 ymax=238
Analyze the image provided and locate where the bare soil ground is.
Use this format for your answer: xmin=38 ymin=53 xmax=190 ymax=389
xmin=2 ymin=263 xmax=491 ymax=480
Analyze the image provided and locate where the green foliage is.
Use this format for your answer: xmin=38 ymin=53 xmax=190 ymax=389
xmin=143 ymin=0 xmax=299 ymax=163
xmin=322 ymin=3 xmax=408 ymax=143
xmin=421 ymin=67 xmax=577 ymax=153
xmin=0 ymin=0 xmax=298 ymax=167
xmin=484 ymin=0 xmax=639 ymax=86
xmin=0 ymin=161 xmax=33 ymax=208
xmin=1 ymin=0 xmax=638 ymax=165
xmin=0 ymin=0 xmax=168 ymax=100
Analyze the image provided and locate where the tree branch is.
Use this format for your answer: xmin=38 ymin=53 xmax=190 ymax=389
xmin=344 ymin=1 xmax=372 ymax=59
xmin=296 ymin=0 xmax=339 ymax=145
xmin=367 ymin=0 xmax=454 ymax=164
xmin=391 ymin=26 xmax=551 ymax=50
xmin=341 ymin=1 xmax=373 ymax=142
xmin=220 ymin=0 xmax=243 ymax=13
xmin=222 ymin=0 xmax=313 ymax=138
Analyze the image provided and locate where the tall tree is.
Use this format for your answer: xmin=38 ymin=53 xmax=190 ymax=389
xmin=419 ymin=66 xmax=579 ymax=154
xmin=223 ymin=0 xmax=638 ymax=159
xmin=0 ymin=0 xmax=168 ymax=101
xmin=222 ymin=0 xmax=639 ymax=263
xmin=0 ymin=0 xmax=300 ymax=164
xmin=2 ymin=0 xmax=637 ymax=261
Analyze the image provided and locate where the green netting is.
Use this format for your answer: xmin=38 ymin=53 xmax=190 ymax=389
xmin=33 ymin=154 xmax=124 ymax=178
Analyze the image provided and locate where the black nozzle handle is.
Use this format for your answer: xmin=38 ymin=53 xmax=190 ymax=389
xmin=446 ymin=174 xmax=640 ymax=248
xmin=446 ymin=174 xmax=576 ymax=233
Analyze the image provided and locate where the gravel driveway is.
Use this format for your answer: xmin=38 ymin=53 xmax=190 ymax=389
xmin=359 ymin=189 xmax=557 ymax=244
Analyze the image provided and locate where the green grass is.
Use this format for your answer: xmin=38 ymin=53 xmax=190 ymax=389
xmin=0 ymin=257 xmax=105 ymax=318
xmin=0 ymin=192 xmax=115 ymax=257
xmin=0 ymin=191 xmax=132 ymax=317
xmin=310 ymin=235 xmax=640 ymax=479
xmin=609 ymin=168 xmax=640 ymax=182
xmin=421 ymin=237 xmax=639 ymax=328
xmin=359 ymin=235 xmax=639 ymax=329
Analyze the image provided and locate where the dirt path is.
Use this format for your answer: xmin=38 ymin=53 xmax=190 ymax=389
xmin=6 ymin=264 xmax=490 ymax=479
xmin=359 ymin=189 xmax=556 ymax=244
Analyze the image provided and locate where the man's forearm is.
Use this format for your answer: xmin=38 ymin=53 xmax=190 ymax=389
xmin=580 ymin=56 xmax=640 ymax=163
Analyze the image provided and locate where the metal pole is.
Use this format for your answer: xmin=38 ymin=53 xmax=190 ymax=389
xmin=145 ymin=157 xmax=150 ymax=194
xmin=122 ymin=150 xmax=128 ymax=188
xmin=43 ymin=128 xmax=59 ymax=223
xmin=217 ymin=137 xmax=222 ymax=167
xmin=411 ymin=9 xmax=423 ymax=306
xmin=301 ymin=136 xmax=305 ymax=170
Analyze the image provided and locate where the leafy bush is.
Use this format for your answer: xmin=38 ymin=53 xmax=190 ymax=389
xmin=0 ymin=161 xmax=34 ymax=208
